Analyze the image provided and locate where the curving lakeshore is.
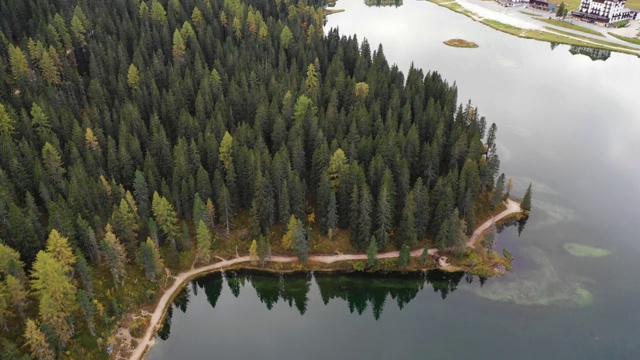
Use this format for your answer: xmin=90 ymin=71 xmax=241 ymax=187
xmin=126 ymin=199 xmax=521 ymax=360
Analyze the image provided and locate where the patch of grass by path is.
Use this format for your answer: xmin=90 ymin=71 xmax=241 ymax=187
xmin=520 ymin=11 xmax=541 ymax=16
xmin=537 ymin=18 xmax=604 ymax=37
xmin=612 ymin=20 xmax=629 ymax=28
xmin=559 ymin=0 xmax=581 ymax=10
xmin=608 ymin=32 xmax=640 ymax=45
xmin=444 ymin=38 xmax=479 ymax=47
xmin=628 ymin=0 xmax=640 ymax=9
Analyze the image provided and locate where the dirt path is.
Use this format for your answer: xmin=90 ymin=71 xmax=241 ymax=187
xmin=467 ymin=198 xmax=520 ymax=247
xmin=124 ymin=199 xmax=521 ymax=360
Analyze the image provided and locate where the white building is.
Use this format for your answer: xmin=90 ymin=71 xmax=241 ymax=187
xmin=571 ymin=0 xmax=639 ymax=24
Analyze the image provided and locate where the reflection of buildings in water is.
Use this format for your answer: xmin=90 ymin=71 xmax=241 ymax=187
xmin=364 ymin=0 xmax=403 ymax=7
xmin=568 ymin=45 xmax=611 ymax=61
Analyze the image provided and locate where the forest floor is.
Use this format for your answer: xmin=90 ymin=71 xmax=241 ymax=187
xmin=117 ymin=199 xmax=521 ymax=360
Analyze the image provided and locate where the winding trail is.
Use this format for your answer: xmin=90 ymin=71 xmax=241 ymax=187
xmin=124 ymin=199 xmax=520 ymax=360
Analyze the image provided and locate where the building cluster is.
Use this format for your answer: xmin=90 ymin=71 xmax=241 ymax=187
xmin=571 ymin=0 xmax=639 ymax=24
xmin=496 ymin=0 xmax=639 ymax=24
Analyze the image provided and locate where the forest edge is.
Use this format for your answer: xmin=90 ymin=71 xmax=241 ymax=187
xmin=120 ymin=198 xmax=521 ymax=360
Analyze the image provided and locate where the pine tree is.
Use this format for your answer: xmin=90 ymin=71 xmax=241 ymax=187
xmin=74 ymin=250 xmax=93 ymax=296
xmin=317 ymin=171 xmax=330 ymax=235
xmin=356 ymin=184 xmax=373 ymax=250
xmin=192 ymin=7 xmax=204 ymax=28
xmin=289 ymin=174 xmax=306 ymax=221
xmin=421 ymin=246 xmax=430 ymax=265
xmin=152 ymin=192 xmax=181 ymax=241
xmin=193 ymin=194 xmax=206 ymax=224
xmin=45 ymin=229 xmax=76 ymax=276
xmin=205 ymin=198 xmax=216 ymax=231
xmin=436 ymin=211 xmax=453 ymax=252
xmin=254 ymin=169 xmax=275 ymax=234
xmin=0 ymin=103 xmax=15 ymax=139
xmin=349 ymin=184 xmax=360 ymax=246
xmin=327 ymin=191 xmax=338 ymax=240
xmin=483 ymin=222 xmax=497 ymax=258
xmin=218 ymin=184 xmax=233 ymax=235
xmin=6 ymin=275 xmax=28 ymax=320
xmin=31 ymin=103 xmax=51 ymax=137
xmin=134 ymin=171 xmax=151 ymax=220
xmin=453 ymin=218 xmax=468 ymax=258
xmin=292 ymin=219 xmax=309 ymax=262
xmin=282 ymin=215 xmax=298 ymax=250
xmin=219 ymin=132 xmax=234 ymax=170
xmin=101 ymin=225 xmax=127 ymax=290
xmin=367 ymin=236 xmax=378 ymax=267
xmin=398 ymin=191 xmax=417 ymax=246
xmin=77 ymin=289 xmax=96 ymax=335
xmin=127 ymin=64 xmax=141 ymax=90
xmin=30 ymin=250 xmax=77 ymax=348
xmin=413 ymin=178 xmax=430 ymax=241
xmin=328 ymin=148 xmax=348 ymax=190
xmin=492 ymin=173 xmax=505 ymax=209
xmin=280 ymin=25 xmax=293 ymax=49
xmin=71 ymin=15 xmax=87 ymax=46
xmin=249 ymin=239 xmax=258 ymax=265
xmin=42 ymin=143 xmax=65 ymax=188
xmin=521 ymin=183 xmax=533 ymax=212
xmin=40 ymin=49 xmax=61 ymax=85
xmin=196 ymin=220 xmax=213 ymax=263
xmin=137 ymin=238 xmax=164 ymax=282
xmin=8 ymin=45 xmax=30 ymax=86
xmin=172 ymin=29 xmax=186 ymax=61
xmin=279 ymin=180 xmax=291 ymax=228
xmin=24 ymin=319 xmax=55 ymax=360
xmin=258 ymin=237 xmax=271 ymax=267
xmin=398 ymin=244 xmax=410 ymax=268
xmin=111 ymin=198 xmax=140 ymax=257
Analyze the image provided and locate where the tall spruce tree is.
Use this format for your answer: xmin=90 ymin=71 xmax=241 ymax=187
xmin=521 ymin=183 xmax=533 ymax=212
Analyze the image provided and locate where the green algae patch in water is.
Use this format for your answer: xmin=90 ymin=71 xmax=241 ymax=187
xmin=473 ymin=247 xmax=593 ymax=307
xmin=574 ymin=286 xmax=594 ymax=307
xmin=563 ymin=243 xmax=610 ymax=258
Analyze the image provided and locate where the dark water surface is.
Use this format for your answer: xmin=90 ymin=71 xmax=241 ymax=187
xmin=148 ymin=1 xmax=640 ymax=358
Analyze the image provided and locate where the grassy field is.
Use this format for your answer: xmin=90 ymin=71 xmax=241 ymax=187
xmin=537 ymin=18 xmax=604 ymax=37
xmin=608 ymin=32 xmax=640 ymax=45
xmin=560 ymin=0 xmax=581 ymax=10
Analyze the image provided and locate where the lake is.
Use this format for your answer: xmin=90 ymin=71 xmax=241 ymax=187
xmin=148 ymin=1 xmax=640 ymax=359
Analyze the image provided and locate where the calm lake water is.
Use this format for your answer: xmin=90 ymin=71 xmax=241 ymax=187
xmin=148 ymin=1 xmax=640 ymax=359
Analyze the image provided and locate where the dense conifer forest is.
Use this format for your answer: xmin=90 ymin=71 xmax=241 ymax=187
xmin=0 ymin=0 xmax=503 ymax=357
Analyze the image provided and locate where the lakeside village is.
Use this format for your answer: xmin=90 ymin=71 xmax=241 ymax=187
xmin=498 ymin=0 xmax=640 ymax=26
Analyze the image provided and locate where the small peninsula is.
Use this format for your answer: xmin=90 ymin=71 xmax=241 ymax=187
xmin=444 ymin=38 xmax=479 ymax=48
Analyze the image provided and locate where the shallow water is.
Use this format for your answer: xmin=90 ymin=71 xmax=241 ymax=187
xmin=148 ymin=1 xmax=640 ymax=358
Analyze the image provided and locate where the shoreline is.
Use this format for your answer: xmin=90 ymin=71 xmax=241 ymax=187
xmin=424 ymin=0 xmax=640 ymax=57
xmin=119 ymin=199 xmax=521 ymax=360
